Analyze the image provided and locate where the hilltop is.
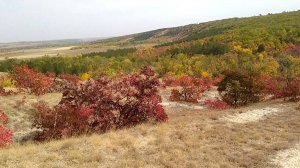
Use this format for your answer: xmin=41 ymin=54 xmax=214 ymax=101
xmin=94 ymin=10 xmax=300 ymax=50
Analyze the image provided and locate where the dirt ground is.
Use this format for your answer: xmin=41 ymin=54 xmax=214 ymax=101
xmin=0 ymin=89 xmax=299 ymax=168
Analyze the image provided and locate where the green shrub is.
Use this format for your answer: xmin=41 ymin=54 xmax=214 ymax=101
xmin=218 ymin=70 xmax=265 ymax=107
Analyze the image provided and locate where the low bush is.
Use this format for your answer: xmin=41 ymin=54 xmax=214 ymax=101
xmin=204 ymin=99 xmax=230 ymax=110
xmin=0 ymin=110 xmax=13 ymax=148
xmin=282 ymin=78 xmax=300 ymax=102
xmin=169 ymin=75 xmax=211 ymax=103
xmin=259 ymin=76 xmax=284 ymax=99
xmin=210 ymin=76 xmax=224 ymax=86
xmin=218 ymin=70 xmax=266 ymax=107
xmin=162 ymin=74 xmax=177 ymax=87
xmin=11 ymin=65 xmax=54 ymax=95
xmin=0 ymin=76 xmax=16 ymax=96
xmin=58 ymin=74 xmax=80 ymax=84
xmin=32 ymin=67 xmax=168 ymax=141
xmin=260 ymin=76 xmax=300 ymax=101
xmin=0 ymin=77 xmax=16 ymax=88
xmin=32 ymin=101 xmax=92 ymax=140
xmin=80 ymin=73 xmax=91 ymax=81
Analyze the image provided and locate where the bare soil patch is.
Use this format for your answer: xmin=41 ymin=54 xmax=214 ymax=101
xmin=271 ymin=143 xmax=300 ymax=168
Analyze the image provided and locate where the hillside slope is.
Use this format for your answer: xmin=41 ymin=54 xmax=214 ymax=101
xmin=95 ymin=10 xmax=300 ymax=50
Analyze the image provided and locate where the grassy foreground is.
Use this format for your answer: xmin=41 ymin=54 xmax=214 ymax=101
xmin=0 ymin=99 xmax=299 ymax=168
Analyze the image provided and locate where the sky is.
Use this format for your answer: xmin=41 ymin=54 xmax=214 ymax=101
xmin=0 ymin=0 xmax=300 ymax=43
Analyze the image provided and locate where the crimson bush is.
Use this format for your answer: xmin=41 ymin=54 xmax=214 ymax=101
xmin=169 ymin=75 xmax=211 ymax=103
xmin=33 ymin=67 xmax=168 ymax=141
xmin=0 ymin=110 xmax=13 ymax=148
xmin=282 ymin=78 xmax=300 ymax=102
xmin=260 ymin=76 xmax=300 ymax=101
xmin=204 ymin=99 xmax=230 ymax=110
xmin=11 ymin=65 xmax=54 ymax=95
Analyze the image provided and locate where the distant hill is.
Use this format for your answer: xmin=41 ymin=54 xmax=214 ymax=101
xmin=0 ymin=38 xmax=106 ymax=52
xmin=94 ymin=10 xmax=300 ymax=50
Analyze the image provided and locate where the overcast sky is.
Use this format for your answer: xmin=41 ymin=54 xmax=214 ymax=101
xmin=0 ymin=0 xmax=300 ymax=43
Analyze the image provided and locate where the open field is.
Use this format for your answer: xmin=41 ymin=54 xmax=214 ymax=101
xmin=0 ymin=42 xmax=156 ymax=60
xmin=0 ymin=45 xmax=119 ymax=60
xmin=0 ymin=88 xmax=299 ymax=168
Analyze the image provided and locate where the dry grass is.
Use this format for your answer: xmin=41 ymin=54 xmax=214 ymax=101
xmin=0 ymin=93 xmax=299 ymax=168
xmin=0 ymin=93 xmax=62 ymax=142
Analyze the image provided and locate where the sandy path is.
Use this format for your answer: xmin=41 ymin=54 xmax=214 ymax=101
xmin=271 ymin=144 xmax=300 ymax=168
xmin=160 ymin=102 xmax=204 ymax=110
xmin=224 ymin=107 xmax=281 ymax=124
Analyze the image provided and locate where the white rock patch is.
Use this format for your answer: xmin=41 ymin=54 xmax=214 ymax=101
xmin=224 ymin=107 xmax=280 ymax=124
xmin=160 ymin=102 xmax=204 ymax=110
xmin=271 ymin=144 xmax=300 ymax=168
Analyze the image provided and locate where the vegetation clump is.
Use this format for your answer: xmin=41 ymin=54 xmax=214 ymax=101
xmin=218 ymin=70 xmax=266 ymax=107
xmin=11 ymin=65 xmax=54 ymax=95
xmin=169 ymin=75 xmax=211 ymax=103
xmin=32 ymin=67 xmax=168 ymax=141
xmin=0 ymin=110 xmax=13 ymax=148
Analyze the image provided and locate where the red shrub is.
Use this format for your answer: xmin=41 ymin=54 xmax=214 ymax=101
xmin=32 ymin=67 xmax=168 ymax=141
xmin=11 ymin=65 xmax=54 ymax=95
xmin=296 ymin=105 xmax=300 ymax=110
xmin=282 ymin=78 xmax=300 ymax=102
xmin=162 ymin=75 xmax=177 ymax=87
xmin=210 ymin=76 xmax=224 ymax=86
xmin=260 ymin=76 xmax=300 ymax=101
xmin=285 ymin=43 xmax=300 ymax=56
xmin=204 ymin=99 xmax=230 ymax=110
xmin=259 ymin=76 xmax=284 ymax=99
xmin=0 ymin=110 xmax=13 ymax=148
xmin=32 ymin=101 xmax=92 ymax=140
xmin=168 ymin=75 xmax=211 ymax=103
xmin=0 ymin=125 xmax=13 ymax=148
xmin=58 ymin=74 xmax=80 ymax=84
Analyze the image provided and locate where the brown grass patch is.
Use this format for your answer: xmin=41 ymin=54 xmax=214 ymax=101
xmin=0 ymin=98 xmax=299 ymax=167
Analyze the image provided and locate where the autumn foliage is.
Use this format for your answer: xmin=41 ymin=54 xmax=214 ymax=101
xmin=259 ymin=76 xmax=300 ymax=101
xmin=0 ymin=110 xmax=13 ymax=148
xmin=33 ymin=67 xmax=168 ymax=141
xmin=204 ymin=100 xmax=230 ymax=110
xmin=218 ymin=71 xmax=266 ymax=107
xmin=11 ymin=65 xmax=54 ymax=95
xmin=169 ymin=75 xmax=211 ymax=103
xmin=282 ymin=78 xmax=300 ymax=102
